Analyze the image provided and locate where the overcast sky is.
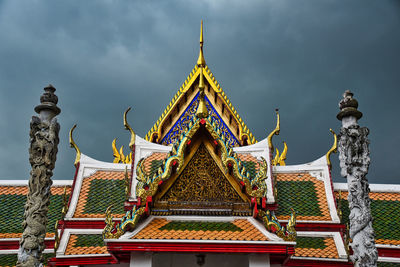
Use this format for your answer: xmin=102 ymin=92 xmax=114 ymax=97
xmin=0 ymin=0 xmax=399 ymax=184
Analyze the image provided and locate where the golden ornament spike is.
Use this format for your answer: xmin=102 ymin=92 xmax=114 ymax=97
xmin=196 ymin=66 xmax=209 ymax=118
xmin=119 ymin=146 xmax=126 ymax=163
xmin=267 ymin=109 xmax=280 ymax=151
xmin=326 ymin=128 xmax=338 ymax=166
xmin=278 ymin=141 xmax=287 ymax=166
xmin=123 ymin=107 xmax=136 ymax=150
xmin=197 ymin=20 xmax=206 ymax=66
xmin=112 ymin=139 xmax=121 ymax=163
xmin=273 ymin=148 xmax=280 ymax=166
xmin=69 ymin=124 xmax=81 ymax=166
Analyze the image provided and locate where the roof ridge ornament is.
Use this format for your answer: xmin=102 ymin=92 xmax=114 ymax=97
xmin=124 ymin=107 xmax=136 ymax=150
xmin=197 ymin=20 xmax=206 ymax=67
xmin=267 ymin=109 xmax=280 ymax=151
xmin=69 ymin=124 xmax=81 ymax=166
xmin=326 ymin=128 xmax=337 ymax=167
xmin=196 ymin=66 xmax=209 ymax=118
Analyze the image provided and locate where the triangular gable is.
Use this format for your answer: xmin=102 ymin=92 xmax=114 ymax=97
xmin=145 ymin=64 xmax=256 ymax=146
xmin=160 ymin=92 xmax=241 ymax=147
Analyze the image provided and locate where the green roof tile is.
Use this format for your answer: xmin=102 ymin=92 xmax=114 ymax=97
xmin=75 ymin=234 xmax=104 ymax=247
xmin=0 ymin=193 xmax=63 ymax=234
xmin=339 ymin=198 xmax=400 ymax=241
xmin=0 ymin=253 xmax=54 ymax=267
xmin=296 ymin=236 xmax=327 ymax=249
xmin=242 ymin=161 xmax=256 ymax=179
xmin=276 ymin=181 xmax=322 ymax=217
xmin=83 ymin=179 xmax=125 ymax=215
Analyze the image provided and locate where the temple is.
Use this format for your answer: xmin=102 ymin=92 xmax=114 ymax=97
xmin=1 ymin=22 xmax=400 ymax=267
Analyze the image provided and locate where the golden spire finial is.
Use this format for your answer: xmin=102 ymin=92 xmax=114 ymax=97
xmin=69 ymin=124 xmax=81 ymax=166
xmin=326 ymin=128 xmax=337 ymax=166
xmin=196 ymin=66 xmax=208 ymax=118
xmin=267 ymin=109 xmax=280 ymax=151
xmin=197 ymin=20 xmax=206 ymax=66
xmin=123 ymin=107 xmax=136 ymax=150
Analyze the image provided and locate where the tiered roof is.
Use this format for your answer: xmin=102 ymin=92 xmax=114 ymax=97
xmin=1 ymin=22 xmax=400 ymax=267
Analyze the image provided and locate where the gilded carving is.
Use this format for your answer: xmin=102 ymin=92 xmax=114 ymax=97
xmin=161 ymin=144 xmax=242 ymax=202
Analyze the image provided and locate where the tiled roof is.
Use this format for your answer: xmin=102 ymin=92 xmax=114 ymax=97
xmin=336 ymin=191 xmax=400 ymax=246
xmin=131 ymin=218 xmax=268 ymax=241
xmin=65 ymin=234 xmax=108 ymax=255
xmin=294 ymin=236 xmax=339 ymax=259
xmin=73 ymin=171 xmax=127 ymax=218
xmin=141 ymin=152 xmax=169 ymax=177
xmin=237 ymin=153 xmax=261 ymax=178
xmin=275 ymin=172 xmax=331 ymax=221
xmin=0 ymin=253 xmax=54 ymax=267
xmin=0 ymin=186 xmax=70 ymax=239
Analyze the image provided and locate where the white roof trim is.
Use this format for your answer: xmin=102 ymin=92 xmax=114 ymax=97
xmin=108 ymin=215 xmax=292 ymax=245
xmin=56 ymin=228 xmax=109 ymax=257
xmin=290 ymin=256 xmax=349 ymax=262
xmin=297 ymin=231 xmax=348 ymax=259
xmin=234 ymin=138 xmax=274 ymax=204
xmin=0 ymin=249 xmax=53 ymax=255
xmin=378 ymin=257 xmax=400 ymax=263
xmin=334 ymin=182 xmax=400 ymax=193
xmin=130 ymin=135 xmax=172 ymax=200
xmin=274 ymin=156 xmax=340 ymax=224
xmin=65 ymin=153 xmax=130 ymax=219
xmin=376 ymin=244 xmax=400 ymax=249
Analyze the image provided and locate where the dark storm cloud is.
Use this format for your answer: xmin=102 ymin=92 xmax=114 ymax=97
xmin=0 ymin=0 xmax=399 ymax=184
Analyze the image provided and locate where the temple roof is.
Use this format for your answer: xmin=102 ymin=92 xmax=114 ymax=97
xmin=144 ymin=22 xmax=256 ymax=146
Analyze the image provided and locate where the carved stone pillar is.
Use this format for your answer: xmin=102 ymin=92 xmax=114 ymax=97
xmin=337 ymin=90 xmax=377 ymax=267
xmin=17 ymin=85 xmax=61 ymax=267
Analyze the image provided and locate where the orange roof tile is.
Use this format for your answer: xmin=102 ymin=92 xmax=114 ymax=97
xmin=64 ymin=234 xmax=108 ymax=256
xmin=294 ymin=236 xmax=340 ymax=259
xmin=131 ymin=218 xmax=268 ymax=241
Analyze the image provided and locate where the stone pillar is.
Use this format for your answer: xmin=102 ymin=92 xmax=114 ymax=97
xmin=17 ymin=85 xmax=61 ymax=267
xmin=337 ymin=90 xmax=378 ymax=267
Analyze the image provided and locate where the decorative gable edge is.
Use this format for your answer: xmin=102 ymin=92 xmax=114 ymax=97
xmin=144 ymin=64 xmax=256 ymax=145
xmin=290 ymin=231 xmax=348 ymax=261
xmin=64 ymin=153 xmax=131 ymax=220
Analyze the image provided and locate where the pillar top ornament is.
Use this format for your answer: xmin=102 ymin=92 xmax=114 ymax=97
xmin=34 ymin=84 xmax=61 ymax=122
xmin=336 ymin=90 xmax=362 ymax=121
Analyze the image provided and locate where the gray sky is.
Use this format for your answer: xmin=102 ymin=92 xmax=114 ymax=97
xmin=0 ymin=0 xmax=399 ymax=184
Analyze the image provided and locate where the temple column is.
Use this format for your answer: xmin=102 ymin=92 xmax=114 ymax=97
xmin=17 ymin=85 xmax=61 ymax=267
xmin=337 ymin=90 xmax=378 ymax=267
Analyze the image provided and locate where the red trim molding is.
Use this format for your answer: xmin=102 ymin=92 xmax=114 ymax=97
xmin=107 ymin=242 xmax=294 ymax=254
xmin=378 ymin=247 xmax=400 ymax=258
xmin=48 ymin=256 xmax=117 ymax=266
xmin=0 ymin=239 xmax=54 ymax=250
xmin=281 ymin=222 xmax=346 ymax=232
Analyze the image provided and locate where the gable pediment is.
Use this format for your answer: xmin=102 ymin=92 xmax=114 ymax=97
xmin=153 ymin=131 xmax=251 ymax=216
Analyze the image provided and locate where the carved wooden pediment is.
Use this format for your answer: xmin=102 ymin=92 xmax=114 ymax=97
xmin=153 ymin=136 xmax=251 ymax=216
